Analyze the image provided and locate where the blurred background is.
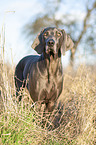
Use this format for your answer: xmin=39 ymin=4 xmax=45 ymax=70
xmin=0 ymin=1 xmax=96 ymax=144
xmin=0 ymin=0 xmax=96 ymax=67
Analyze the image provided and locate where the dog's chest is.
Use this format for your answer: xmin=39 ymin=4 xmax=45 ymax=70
xmin=28 ymin=60 xmax=63 ymax=102
xmin=36 ymin=73 xmax=63 ymax=101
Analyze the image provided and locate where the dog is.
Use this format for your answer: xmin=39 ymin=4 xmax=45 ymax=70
xmin=15 ymin=27 xmax=74 ymax=112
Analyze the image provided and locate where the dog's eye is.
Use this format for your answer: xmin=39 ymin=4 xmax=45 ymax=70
xmin=43 ymin=32 xmax=48 ymax=36
xmin=57 ymin=32 xmax=61 ymax=37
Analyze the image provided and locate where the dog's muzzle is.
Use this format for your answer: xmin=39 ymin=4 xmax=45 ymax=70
xmin=46 ymin=39 xmax=56 ymax=54
xmin=47 ymin=39 xmax=55 ymax=47
xmin=45 ymin=39 xmax=58 ymax=60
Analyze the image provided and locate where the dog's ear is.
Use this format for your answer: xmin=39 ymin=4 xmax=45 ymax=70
xmin=31 ymin=29 xmax=45 ymax=54
xmin=61 ymin=29 xmax=74 ymax=55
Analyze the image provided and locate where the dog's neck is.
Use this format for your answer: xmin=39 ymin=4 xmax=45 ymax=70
xmin=39 ymin=53 xmax=62 ymax=76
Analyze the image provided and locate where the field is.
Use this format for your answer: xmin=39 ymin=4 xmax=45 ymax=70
xmin=0 ymin=56 xmax=96 ymax=144
xmin=0 ymin=26 xmax=96 ymax=145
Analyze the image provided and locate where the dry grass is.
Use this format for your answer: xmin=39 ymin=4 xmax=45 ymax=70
xmin=0 ymin=26 xmax=95 ymax=145
xmin=61 ymin=65 xmax=96 ymax=144
xmin=0 ymin=60 xmax=96 ymax=144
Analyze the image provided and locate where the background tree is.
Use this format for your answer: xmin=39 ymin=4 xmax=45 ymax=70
xmin=23 ymin=0 xmax=96 ymax=66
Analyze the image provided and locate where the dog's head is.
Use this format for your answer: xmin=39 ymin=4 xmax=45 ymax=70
xmin=32 ymin=27 xmax=74 ymax=59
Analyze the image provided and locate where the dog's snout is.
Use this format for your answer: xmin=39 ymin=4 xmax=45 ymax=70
xmin=47 ymin=39 xmax=55 ymax=47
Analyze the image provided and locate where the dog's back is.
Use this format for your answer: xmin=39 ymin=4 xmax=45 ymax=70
xmin=15 ymin=55 xmax=40 ymax=94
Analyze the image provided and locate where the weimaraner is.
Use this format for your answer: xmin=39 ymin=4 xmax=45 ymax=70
xmin=15 ymin=27 xmax=74 ymax=112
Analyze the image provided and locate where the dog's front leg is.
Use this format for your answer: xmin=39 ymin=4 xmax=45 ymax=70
xmin=45 ymin=101 xmax=55 ymax=112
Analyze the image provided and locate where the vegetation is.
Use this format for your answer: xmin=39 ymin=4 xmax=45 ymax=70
xmin=0 ymin=57 xmax=95 ymax=144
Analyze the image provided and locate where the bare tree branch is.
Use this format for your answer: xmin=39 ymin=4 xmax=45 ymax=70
xmin=70 ymin=1 xmax=96 ymax=65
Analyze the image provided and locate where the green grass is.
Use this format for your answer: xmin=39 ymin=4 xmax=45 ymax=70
xmin=1 ymin=112 xmax=37 ymax=145
xmin=0 ymin=111 xmax=72 ymax=145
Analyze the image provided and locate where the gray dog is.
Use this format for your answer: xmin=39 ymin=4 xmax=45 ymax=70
xmin=15 ymin=27 xmax=74 ymax=112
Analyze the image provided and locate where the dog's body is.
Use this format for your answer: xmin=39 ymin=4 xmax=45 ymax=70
xmin=15 ymin=27 xmax=74 ymax=112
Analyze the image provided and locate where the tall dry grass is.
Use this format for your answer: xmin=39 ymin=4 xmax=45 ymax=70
xmin=0 ymin=62 xmax=96 ymax=144
xmin=0 ymin=27 xmax=96 ymax=144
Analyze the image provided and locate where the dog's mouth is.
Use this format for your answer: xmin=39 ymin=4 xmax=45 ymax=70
xmin=49 ymin=50 xmax=54 ymax=58
xmin=46 ymin=47 xmax=55 ymax=57
xmin=45 ymin=46 xmax=57 ymax=60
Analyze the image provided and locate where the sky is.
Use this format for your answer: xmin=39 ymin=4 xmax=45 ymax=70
xmin=0 ymin=0 xmax=44 ymax=64
xmin=0 ymin=0 xmax=88 ymax=66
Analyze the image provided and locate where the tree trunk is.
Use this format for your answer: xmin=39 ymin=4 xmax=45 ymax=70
xmin=69 ymin=1 xmax=96 ymax=66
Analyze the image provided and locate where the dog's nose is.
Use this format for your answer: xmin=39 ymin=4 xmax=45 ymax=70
xmin=47 ymin=39 xmax=55 ymax=47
